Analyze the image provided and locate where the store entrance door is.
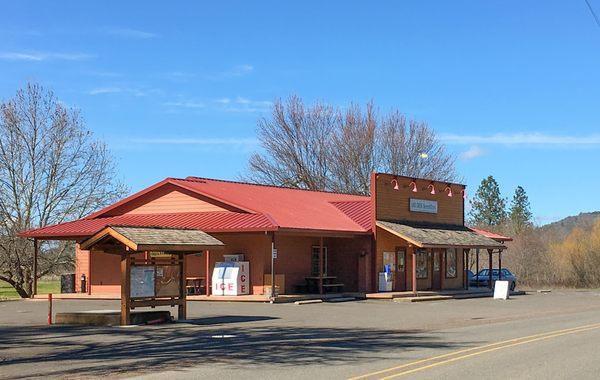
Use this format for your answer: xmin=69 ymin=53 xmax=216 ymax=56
xmin=432 ymin=250 xmax=442 ymax=290
xmin=395 ymin=249 xmax=407 ymax=291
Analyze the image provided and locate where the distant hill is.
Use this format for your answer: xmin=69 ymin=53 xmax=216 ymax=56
xmin=539 ymin=211 xmax=600 ymax=241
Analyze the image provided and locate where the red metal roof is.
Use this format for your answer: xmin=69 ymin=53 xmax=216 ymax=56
xmin=169 ymin=177 xmax=371 ymax=233
xmin=469 ymin=228 xmax=513 ymax=242
xmin=20 ymin=211 xmax=277 ymax=239
xmin=21 ymin=177 xmax=373 ymax=239
xmin=330 ymin=200 xmax=372 ymax=230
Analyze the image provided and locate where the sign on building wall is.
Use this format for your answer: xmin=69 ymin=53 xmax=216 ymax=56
xmin=409 ymin=198 xmax=438 ymax=214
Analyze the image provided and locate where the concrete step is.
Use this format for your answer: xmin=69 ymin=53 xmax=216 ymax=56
xmin=294 ymin=299 xmax=323 ymax=305
xmin=326 ymin=297 xmax=356 ymax=303
xmin=394 ymin=295 xmax=453 ymax=303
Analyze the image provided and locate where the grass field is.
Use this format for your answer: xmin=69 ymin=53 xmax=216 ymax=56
xmin=0 ymin=280 xmax=60 ymax=299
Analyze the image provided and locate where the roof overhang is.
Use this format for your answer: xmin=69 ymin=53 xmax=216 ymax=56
xmin=376 ymin=220 xmax=506 ymax=250
xmin=80 ymin=226 xmax=225 ymax=252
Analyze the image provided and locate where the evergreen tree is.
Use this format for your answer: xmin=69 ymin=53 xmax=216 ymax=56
xmin=509 ymin=185 xmax=533 ymax=233
xmin=469 ymin=175 xmax=507 ymax=226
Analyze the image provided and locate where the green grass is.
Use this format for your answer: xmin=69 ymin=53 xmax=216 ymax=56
xmin=0 ymin=279 xmax=60 ymax=299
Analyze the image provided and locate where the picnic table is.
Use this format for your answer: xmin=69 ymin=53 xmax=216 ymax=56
xmin=185 ymin=277 xmax=206 ymax=295
xmin=304 ymin=276 xmax=344 ymax=293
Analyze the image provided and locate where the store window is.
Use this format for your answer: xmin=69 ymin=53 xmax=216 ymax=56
xmin=311 ymin=246 xmax=328 ymax=276
xmin=416 ymin=249 xmax=428 ymax=279
xmin=445 ymin=248 xmax=457 ymax=278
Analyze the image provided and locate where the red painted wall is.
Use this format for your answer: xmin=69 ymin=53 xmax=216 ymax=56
xmin=74 ymin=231 xmax=372 ymax=295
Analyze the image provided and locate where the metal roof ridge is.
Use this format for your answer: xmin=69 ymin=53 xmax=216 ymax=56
xmin=182 ymin=176 xmax=371 ymax=198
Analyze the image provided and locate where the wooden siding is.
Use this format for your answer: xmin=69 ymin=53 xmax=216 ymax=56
xmin=103 ymin=183 xmax=238 ymax=216
xmin=125 ymin=189 xmax=229 ymax=214
xmin=75 ymin=244 xmax=89 ymax=293
xmin=374 ymin=173 xmax=465 ymax=226
xmin=75 ymin=231 xmax=370 ymax=295
xmin=376 ymin=226 xmax=464 ymax=290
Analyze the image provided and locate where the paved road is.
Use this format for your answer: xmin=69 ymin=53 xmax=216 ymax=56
xmin=1 ymin=290 xmax=600 ymax=379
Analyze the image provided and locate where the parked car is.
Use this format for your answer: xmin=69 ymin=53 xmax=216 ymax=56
xmin=466 ymin=270 xmax=476 ymax=286
xmin=470 ymin=268 xmax=517 ymax=291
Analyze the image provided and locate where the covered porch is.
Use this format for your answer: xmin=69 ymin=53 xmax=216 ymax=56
xmin=375 ymin=221 xmax=507 ymax=295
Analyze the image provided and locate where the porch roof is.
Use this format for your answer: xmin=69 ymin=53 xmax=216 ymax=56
xmin=376 ymin=220 xmax=506 ymax=249
xmin=80 ymin=225 xmax=225 ymax=252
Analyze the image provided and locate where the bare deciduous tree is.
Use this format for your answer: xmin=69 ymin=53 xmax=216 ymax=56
xmin=247 ymin=96 xmax=337 ymax=190
xmin=245 ymin=96 xmax=457 ymax=194
xmin=0 ymin=83 xmax=127 ymax=298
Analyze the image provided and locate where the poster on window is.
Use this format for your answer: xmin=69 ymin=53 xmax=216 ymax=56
xmin=446 ymin=249 xmax=457 ymax=278
xmin=155 ymin=265 xmax=180 ymax=297
xmin=416 ymin=250 xmax=428 ymax=279
xmin=130 ymin=266 xmax=155 ymax=298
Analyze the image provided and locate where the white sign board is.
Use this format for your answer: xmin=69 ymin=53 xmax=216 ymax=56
xmin=272 ymin=248 xmax=278 ymax=259
xmin=212 ymin=261 xmax=250 ymax=296
xmin=493 ymin=280 xmax=510 ymax=300
xmin=130 ymin=266 xmax=155 ymax=298
xmin=409 ymin=198 xmax=438 ymax=214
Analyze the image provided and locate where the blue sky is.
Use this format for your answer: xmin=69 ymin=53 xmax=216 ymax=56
xmin=1 ymin=1 xmax=599 ymax=224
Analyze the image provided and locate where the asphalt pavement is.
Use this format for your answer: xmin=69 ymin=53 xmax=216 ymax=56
xmin=1 ymin=290 xmax=600 ymax=379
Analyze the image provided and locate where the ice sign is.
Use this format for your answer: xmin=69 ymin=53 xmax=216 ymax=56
xmin=212 ymin=261 xmax=250 ymax=296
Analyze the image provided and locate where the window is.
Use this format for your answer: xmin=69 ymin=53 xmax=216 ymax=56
xmin=311 ymin=246 xmax=328 ymax=276
xmin=397 ymin=249 xmax=406 ymax=272
xmin=445 ymin=248 xmax=457 ymax=278
xmin=416 ymin=249 xmax=428 ymax=279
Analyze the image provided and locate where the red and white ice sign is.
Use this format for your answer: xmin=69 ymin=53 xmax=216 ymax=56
xmin=212 ymin=261 xmax=250 ymax=296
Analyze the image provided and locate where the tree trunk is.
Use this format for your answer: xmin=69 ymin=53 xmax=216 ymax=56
xmin=15 ymin=284 xmax=31 ymax=298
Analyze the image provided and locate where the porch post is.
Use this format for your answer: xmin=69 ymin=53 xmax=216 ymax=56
xmin=88 ymin=245 xmax=92 ymax=295
xmin=32 ymin=238 xmax=38 ymax=298
xmin=475 ymin=248 xmax=479 ymax=287
xmin=271 ymin=233 xmax=276 ymax=298
xmin=411 ymin=246 xmax=417 ymax=296
xmin=498 ymin=250 xmax=503 ymax=280
xmin=120 ymin=253 xmax=131 ymax=326
xmin=319 ymin=236 xmax=324 ymax=295
xmin=205 ymin=250 xmax=211 ymax=296
xmin=464 ymin=249 xmax=469 ymax=290
xmin=440 ymin=249 xmax=445 ymax=289
xmin=488 ymin=249 xmax=493 ymax=289
xmin=178 ymin=253 xmax=187 ymax=320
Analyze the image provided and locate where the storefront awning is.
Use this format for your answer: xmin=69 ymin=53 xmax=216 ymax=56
xmin=80 ymin=225 xmax=225 ymax=252
xmin=376 ymin=220 xmax=506 ymax=249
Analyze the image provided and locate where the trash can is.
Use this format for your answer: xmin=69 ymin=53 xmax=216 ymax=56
xmin=60 ymin=274 xmax=76 ymax=293
xmin=378 ymin=272 xmax=393 ymax=292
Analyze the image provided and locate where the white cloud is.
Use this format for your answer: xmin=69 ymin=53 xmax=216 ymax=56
xmin=213 ymin=97 xmax=272 ymax=113
xmin=206 ymin=64 xmax=255 ymax=80
xmin=460 ymin=145 xmax=486 ymax=160
xmin=103 ymin=27 xmax=158 ymax=39
xmin=441 ymin=132 xmax=600 ymax=146
xmin=162 ymin=100 xmax=205 ymax=109
xmin=0 ymin=51 xmax=93 ymax=61
xmin=88 ymin=87 xmax=156 ymax=97
xmin=229 ymin=64 xmax=254 ymax=76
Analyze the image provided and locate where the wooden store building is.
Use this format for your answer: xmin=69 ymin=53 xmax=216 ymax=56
xmin=20 ymin=173 xmax=509 ymax=297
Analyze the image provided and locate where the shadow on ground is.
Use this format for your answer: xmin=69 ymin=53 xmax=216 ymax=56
xmin=0 ymin=314 xmax=466 ymax=379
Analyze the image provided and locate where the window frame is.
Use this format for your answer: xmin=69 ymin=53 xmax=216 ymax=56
xmin=415 ymin=249 xmax=428 ymax=279
xmin=445 ymin=248 xmax=457 ymax=279
xmin=311 ymin=246 xmax=328 ymax=276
